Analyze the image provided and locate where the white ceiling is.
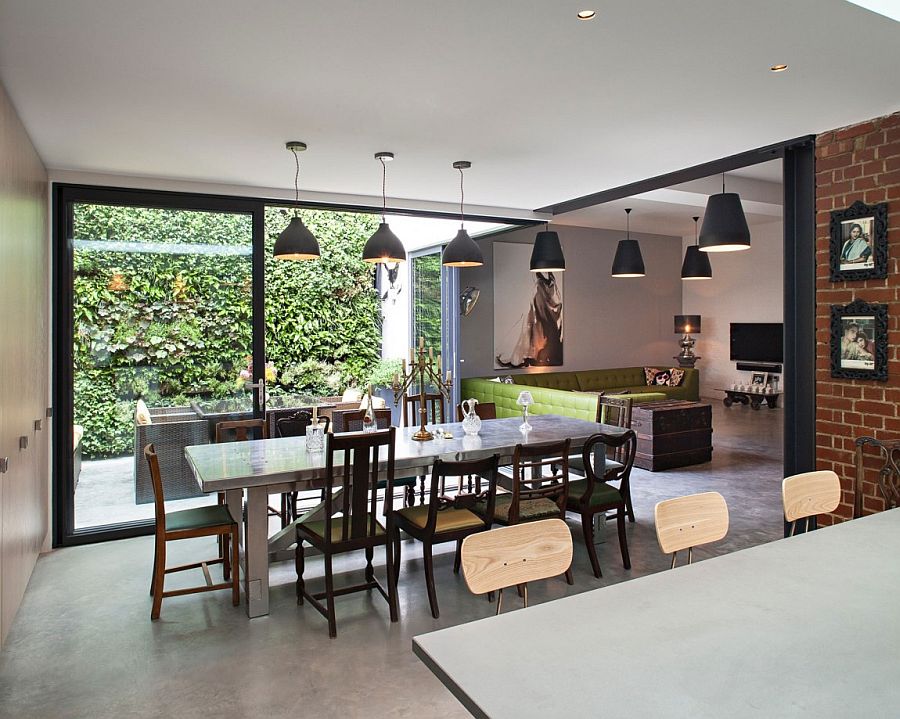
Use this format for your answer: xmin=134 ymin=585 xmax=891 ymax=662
xmin=0 ymin=0 xmax=898 ymax=215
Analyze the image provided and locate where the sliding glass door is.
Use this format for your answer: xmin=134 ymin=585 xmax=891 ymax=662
xmin=55 ymin=187 xmax=265 ymax=544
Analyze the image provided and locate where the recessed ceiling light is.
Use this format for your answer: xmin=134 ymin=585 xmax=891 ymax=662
xmin=770 ymin=63 xmax=788 ymax=72
xmin=577 ymin=10 xmax=596 ymax=20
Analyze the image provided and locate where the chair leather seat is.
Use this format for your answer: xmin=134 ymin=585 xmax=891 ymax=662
xmin=477 ymin=494 xmax=561 ymax=523
xmin=569 ymin=457 xmax=624 ymax=476
xmin=396 ymin=504 xmax=484 ymax=533
xmin=298 ymin=518 xmax=386 ymax=543
xmin=566 ymin=479 xmax=623 ymax=508
xmin=165 ymin=504 xmax=236 ymax=533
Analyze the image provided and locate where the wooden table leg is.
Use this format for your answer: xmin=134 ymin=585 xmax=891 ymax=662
xmin=244 ymin=486 xmax=270 ymax=618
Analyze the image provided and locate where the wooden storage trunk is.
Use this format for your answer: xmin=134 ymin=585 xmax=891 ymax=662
xmin=630 ymin=400 xmax=713 ymax=471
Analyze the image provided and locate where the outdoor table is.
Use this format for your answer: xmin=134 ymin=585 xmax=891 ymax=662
xmin=185 ymin=414 xmax=623 ymax=618
xmin=412 ymin=509 xmax=900 ymax=719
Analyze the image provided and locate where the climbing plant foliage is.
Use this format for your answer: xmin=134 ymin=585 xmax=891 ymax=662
xmin=73 ymin=203 xmax=381 ymax=457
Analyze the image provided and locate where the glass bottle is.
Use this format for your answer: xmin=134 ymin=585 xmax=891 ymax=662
xmin=461 ymin=398 xmax=482 ymax=436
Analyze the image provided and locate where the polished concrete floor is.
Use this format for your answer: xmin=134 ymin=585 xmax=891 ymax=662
xmin=0 ymin=402 xmax=783 ymax=719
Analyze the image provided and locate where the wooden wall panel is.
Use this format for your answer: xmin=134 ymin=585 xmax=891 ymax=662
xmin=0 ymin=80 xmax=49 ymax=646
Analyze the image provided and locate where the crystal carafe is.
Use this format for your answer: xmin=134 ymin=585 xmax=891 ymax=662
xmin=461 ymin=398 xmax=482 ymax=436
xmin=362 ymin=388 xmax=376 ymax=433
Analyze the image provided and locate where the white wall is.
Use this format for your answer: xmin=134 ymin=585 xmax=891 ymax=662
xmin=681 ymin=220 xmax=784 ymax=398
xmin=458 ymin=224 xmax=684 ymax=378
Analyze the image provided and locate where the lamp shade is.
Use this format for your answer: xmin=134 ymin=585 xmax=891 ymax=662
xmin=362 ymin=222 xmax=406 ymax=264
xmin=442 ymin=229 xmax=484 ymax=267
xmin=698 ymin=193 xmax=751 ymax=252
xmin=274 ymin=216 xmax=321 ymax=260
xmin=530 ymin=230 xmax=565 ymax=272
xmin=516 ymin=390 xmax=534 ymax=407
xmin=674 ymin=315 xmax=701 ymax=334
xmin=611 ymin=239 xmax=645 ymax=277
xmin=680 ymin=245 xmax=713 ymax=280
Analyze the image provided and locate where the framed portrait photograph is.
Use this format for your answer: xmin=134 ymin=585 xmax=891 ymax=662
xmin=830 ymin=300 xmax=888 ymax=381
xmin=829 ymin=200 xmax=888 ymax=281
xmin=750 ymin=372 xmax=767 ymax=386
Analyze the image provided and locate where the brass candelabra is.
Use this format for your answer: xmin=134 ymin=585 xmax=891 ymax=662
xmin=391 ymin=337 xmax=452 ymax=441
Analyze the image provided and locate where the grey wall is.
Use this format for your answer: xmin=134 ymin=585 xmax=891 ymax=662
xmin=459 ymin=224 xmax=684 ymax=378
xmin=0 ymin=80 xmax=49 ymax=645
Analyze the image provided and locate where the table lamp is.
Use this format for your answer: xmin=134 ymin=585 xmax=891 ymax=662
xmin=674 ymin=315 xmax=701 ymax=368
xmin=516 ymin=390 xmax=534 ymax=432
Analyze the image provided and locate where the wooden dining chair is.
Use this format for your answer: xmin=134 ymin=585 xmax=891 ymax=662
xmin=782 ymin=470 xmax=841 ymax=536
xmin=295 ymin=427 xmax=399 ymax=638
xmin=403 ymin=392 xmax=445 ymax=427
xmin=404 ymin=393 xmax=445 ymax=502
xmin=274 ymin=409 xmax=330 ymax=438
xmin=214 ymin=418 xmax=291 ymax=528
xmin=461 ymin=519 xmax=573 ymax=614
xmin=476 ymin=439 xmax=573 ymax=584
xmin=455 ymin=402 xmax=498 ymax=493
xmin=392 ymin=455 xmax=501 ymax=618
xmin=568 ymin=395 xmax=635 ymax=522
xmin=565 ymin=430 xmax=636 ymax=578
xmin=455 ymin=401 xmax=497 ymax=421
xmin=274 ymin=410 xmax=331 ymax=521
xmin=336 ymin=408 xmax=415 ymax=507
xmin=144 ymin=444 xmax=240 ymax=620
xmin=654 ymin=491 xmax=729 ymax=569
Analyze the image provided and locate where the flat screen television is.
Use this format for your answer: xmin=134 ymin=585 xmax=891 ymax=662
xmin=730 ymin=323 xmax=784 ymax=363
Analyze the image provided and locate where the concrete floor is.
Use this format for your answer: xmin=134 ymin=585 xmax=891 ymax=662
xmin=75 ymin=456 xmax=212 ymax=529
xmin=0 ymin=401 xmax=783 ymax=719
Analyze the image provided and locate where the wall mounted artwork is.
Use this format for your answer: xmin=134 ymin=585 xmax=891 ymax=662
xmin=493 ymin=242 xmax=563 ymax=369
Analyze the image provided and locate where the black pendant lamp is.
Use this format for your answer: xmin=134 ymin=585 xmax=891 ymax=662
xmin=442 ymin=161 xmax=484 ymax=268
xmin=611 ymin=208 xmax=645 ymax=277
xmin=681 ymin=216 xmax=713 ymax=280
xmin=362 ymin=152 xmax=406 ymax=264
xmin=698 ymin=173 xmax=751 ymax=252
xmin=530 ymin=224 xmax=565 ymax=272
xmin=274 ymin=141 xmax=321 ymax=260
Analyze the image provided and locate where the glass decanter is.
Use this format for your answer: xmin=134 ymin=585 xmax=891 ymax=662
xmin=461 ymin=398 xmax=482 ymax=436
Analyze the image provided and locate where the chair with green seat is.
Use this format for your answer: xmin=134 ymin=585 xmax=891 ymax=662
xmin=295 ymin=427 xmax=399 ymax=637
xmin=144 ymin=444 xmax=240 ymax=621
xmin=565 ymin=430 xmax=636 ymax=578
xmin=392 ymin=454 xmax=500 ymax=618
xmin=336 ymin=409 xmax=417 ymax=506
xmin=568 ymin=395 xmax=635 ymax=523
xmin=475 ymin=438 xmax=573 ymax=585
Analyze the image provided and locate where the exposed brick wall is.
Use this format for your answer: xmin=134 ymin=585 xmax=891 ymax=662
xmin=815 ymin=112 xmax=900 ymax=525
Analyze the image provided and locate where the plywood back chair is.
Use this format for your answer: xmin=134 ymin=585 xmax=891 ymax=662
xmin=782 ymin=470 xmax=841 ymax=536
xmin=144 ymin=444 xmax=240 ymax=620
xmin=654 ymin=491 xmax=729 ymax=569
xmin=461 ymin=519 xmax=573 ymax=614
xmin=295 ymin=427 xmax=399 ymax=637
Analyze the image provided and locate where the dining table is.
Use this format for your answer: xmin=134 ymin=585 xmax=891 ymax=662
xmin=184 ymin=414 xmax=624 ymax=618
xmin=412 ymin=508 xmax=900 ymax=718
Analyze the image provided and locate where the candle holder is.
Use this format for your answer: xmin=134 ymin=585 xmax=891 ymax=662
xmin=391 ymin=338 xmax=453 ymax=441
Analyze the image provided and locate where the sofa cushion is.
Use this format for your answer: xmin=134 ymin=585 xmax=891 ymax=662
xmin=508 ymin=372 xmax=581 ymax=391
xmin=574 ymin=368 xmax=647 ymax=392
xmin=643 ymin=367 xmax=685 ymax=387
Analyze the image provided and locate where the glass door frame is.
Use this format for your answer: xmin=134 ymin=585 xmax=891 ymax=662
xmin=52 ymin=184 xmax=267 ymax=546
xmin=408 ymin=246 xmax=461 ymax=416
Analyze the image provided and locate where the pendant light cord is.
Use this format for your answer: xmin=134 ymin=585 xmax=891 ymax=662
xmin=693 ymin=216 xmax=700 ymax=246
xmin=458 ymin=165 xmax=465 ymax=229
xmin=292 ymin=147 xmax=301 ymax=213
xmin=722 ymin=172 xmax=725 ymax=194
xmin=380 ymin=156 xmax=387 ymax=223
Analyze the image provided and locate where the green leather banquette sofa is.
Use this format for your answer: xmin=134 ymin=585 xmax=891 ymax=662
xmin=459 ymin=367 xmax=699 ymax=421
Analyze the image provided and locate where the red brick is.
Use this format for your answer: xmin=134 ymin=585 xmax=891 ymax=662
xmin=855 ymin=400 xmax=896 ymax=416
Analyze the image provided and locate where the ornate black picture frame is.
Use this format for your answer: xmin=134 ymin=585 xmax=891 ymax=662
xmin=830 ymin=300 xmax=888 ymax=381
xmin=829 ymin=200 xmax=888 ymax=281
